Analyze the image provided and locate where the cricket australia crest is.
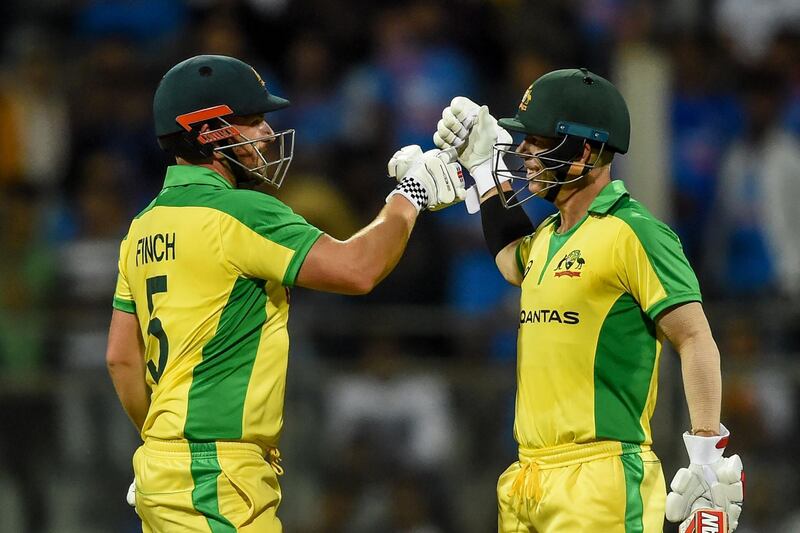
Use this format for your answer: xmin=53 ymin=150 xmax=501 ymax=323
xmin=554 ymin=249 xmax=585 ymax=278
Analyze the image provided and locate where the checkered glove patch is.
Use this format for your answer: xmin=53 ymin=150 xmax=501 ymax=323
xmin=392 ymin=176 xmax=429 ymax=211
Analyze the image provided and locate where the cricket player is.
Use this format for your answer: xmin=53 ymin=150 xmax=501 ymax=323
xmin=432 ymin=69 xmax=744 ymax=532
xmin=105 ymin=54 xmax=465 ymax=532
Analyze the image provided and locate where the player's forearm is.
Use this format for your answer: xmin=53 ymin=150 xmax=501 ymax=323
xmin=345 ymin=195 xmax=417 ymax=291
xmin=679 ymin=335 xmax=722 ymax=435
xmin=108 ymin=361 xmax=150 ymax=432
xmin=658 ymin=302 xmax=722 ymax=435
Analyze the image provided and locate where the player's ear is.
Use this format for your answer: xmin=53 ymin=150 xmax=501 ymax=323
xmin=581 ymin=141 xmax=592 ymax=164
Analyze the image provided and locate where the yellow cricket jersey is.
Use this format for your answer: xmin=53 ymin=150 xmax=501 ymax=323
xmin=514 ymin=180 xmax=701 ymax=450
xmin=112 ymin=165 xmax=322 ymax=450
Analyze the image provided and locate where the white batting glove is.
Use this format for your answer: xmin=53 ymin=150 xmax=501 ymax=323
xmin=387 ymin=146 xmax=466 ymax=212
xmin=433 ymin=96 xmax=480 ymax=154
xmin=434 ymin=99 xmax=513 ymax=213
xmin=666 ymin=425 xmax=744 ymax=532
xmin=127 ymin=477 xmax=136 ymax=508
xmin=387 ymin=144 xmax=424 ymax=182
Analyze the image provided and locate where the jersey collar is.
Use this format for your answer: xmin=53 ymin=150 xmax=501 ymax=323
xmin=162 ymin=165 xmax=234 ymax=190
xmin=588 ymin=180 xmax=629 ymax=214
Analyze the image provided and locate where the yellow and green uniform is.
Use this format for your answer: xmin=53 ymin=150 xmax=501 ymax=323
xmin=498 ymin=180 xmax=701 ymax=533
xmin=113 ymin=165 xmax=322 ymax=532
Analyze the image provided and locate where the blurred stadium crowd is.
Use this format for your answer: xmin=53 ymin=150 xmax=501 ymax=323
xmin=1 ymin=0 xmax=800 ymax=531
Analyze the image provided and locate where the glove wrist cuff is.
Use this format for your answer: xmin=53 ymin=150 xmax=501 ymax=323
xmin=386 ymin=177 xmax=427 ymax=213
xmin=683 ymin=423 xmax=730 ymax=465
xmin=470 ymin=158 xmax=509 ymax=197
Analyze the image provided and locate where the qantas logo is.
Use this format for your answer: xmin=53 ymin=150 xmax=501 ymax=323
xmin=520 ymin=309 xmax=580 ymax=325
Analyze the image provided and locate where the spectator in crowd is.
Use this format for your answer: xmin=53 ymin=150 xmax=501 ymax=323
xmin=669 ymin=34 xmax=742 ymax=266
xmin=705 ymin=66 xmax=800 ymax=300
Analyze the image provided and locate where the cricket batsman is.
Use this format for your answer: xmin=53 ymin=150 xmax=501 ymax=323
xmin=105 ymin=54 xmax=465 ymax=532
xmin=430 ymin=68 xmax=745 ymax=532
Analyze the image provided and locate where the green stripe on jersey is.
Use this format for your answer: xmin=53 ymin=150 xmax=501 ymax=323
xmin=185 ymin=277 xmax=267 ymax=440
xmin=594 ymin=293 xmax=656 ymax=443
xmin=620 ymin=443 xmax=645 ymax=533
xmin=112 ymin=296 xmax=136 ymax=314
xmin=610 ymin=200 xmax=701 ymax=319
xmin=189 ymin=442 xmax=236 ymax=533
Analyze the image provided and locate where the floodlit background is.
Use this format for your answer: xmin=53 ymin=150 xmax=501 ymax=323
xmin=1 ymin=0 xmax=799 ymax=531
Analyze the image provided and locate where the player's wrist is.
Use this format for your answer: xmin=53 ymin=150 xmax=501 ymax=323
xmin=385 ymin=191 xmax=421 ymax=220
xmin=690 ymin=429 xmax=720 ymax=437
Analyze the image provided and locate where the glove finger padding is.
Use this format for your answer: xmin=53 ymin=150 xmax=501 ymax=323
xmin=713 ymin=455 xmax=743 ymax=485
xmin=433 ymin=131 xmax=450 ymax=151
xmin=666 ymin=467 xmax=713 ymax=522
xmin=435 ymin=118 xmax=461 ymax=147
xmin=442 ymin=107 xmax=469 ymax=140
xmin=669 ymin=467 xmax=697 ymax=493
xmin=449 ymin=96 xmax=480 ymax=123
xmin=388 ymin=144 xmax=424 ymax=181
xmin=710 ymin=479 xmax=744 ymax=516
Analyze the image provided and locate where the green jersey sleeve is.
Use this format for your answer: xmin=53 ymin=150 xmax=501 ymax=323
xmin=615 ymin=211 xmax=702 ymax=320
xmin=219 ymin=191 xmax=323 ymax=286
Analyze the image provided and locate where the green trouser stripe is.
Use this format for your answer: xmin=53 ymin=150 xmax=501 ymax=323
xmin=620 ymin=443 xmax=644 ymax=533
xmin=190 ymin=442 xmax=236 ymax=533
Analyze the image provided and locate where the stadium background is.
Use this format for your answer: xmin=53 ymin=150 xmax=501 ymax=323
xmin=1 ymin=0 xmax=799 ymax=531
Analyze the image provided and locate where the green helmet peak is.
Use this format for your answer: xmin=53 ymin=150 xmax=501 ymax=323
xmin=153 ymin=55 xmax=290 ymax=137
xmin=498 ymin=68 xmax=630 ymax=154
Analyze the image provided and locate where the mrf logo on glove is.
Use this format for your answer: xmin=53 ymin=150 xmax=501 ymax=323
xmin=681 ymin=509 xmax=728 ymax=533
xmin=683 ymin=509 xmax=727 ymax=533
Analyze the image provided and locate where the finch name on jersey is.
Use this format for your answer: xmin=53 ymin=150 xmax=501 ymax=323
xmin=136 ymin=232 xmax=176 ymax=266
xmin=519 ymin=309 xmax=580 ymax=325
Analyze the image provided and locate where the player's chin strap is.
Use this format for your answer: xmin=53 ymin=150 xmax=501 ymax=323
xmin=539 ymin=135 xmax=587 ymax=202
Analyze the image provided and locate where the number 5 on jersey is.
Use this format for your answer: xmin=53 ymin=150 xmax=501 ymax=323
xmin=145 ymin=275 xmax=169 ymax=383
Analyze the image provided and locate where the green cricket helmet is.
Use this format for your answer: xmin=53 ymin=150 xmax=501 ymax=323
xmin=153 ymin=55 xmax=294 ymax=187
xmin=493 ymin=68 xmax=630 ymax=206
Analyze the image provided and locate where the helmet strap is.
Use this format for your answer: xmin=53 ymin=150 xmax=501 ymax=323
xmin=541 ymin=135 xmax=586 ymax=203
